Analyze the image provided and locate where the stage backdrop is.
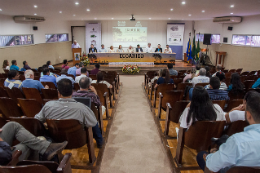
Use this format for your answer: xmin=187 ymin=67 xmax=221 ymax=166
xmin=85 ymin=23 xmax=102 ymax=54
xmin=167 ymin=23 xmax=185 ymax=60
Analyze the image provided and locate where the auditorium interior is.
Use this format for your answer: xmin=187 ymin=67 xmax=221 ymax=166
xmin=0 ymin=0 xmax=260 ymax=173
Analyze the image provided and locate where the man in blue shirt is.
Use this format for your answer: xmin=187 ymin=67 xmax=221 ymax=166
xmin=197 ymin=91 xmax=260 ymax=172
xmin=40 ymin=68 xmax=57 ymax=87
xmin=22 ymin=70 xmax=49 ymax=92
xmin=207 ymin=77 xmax=229 ymax=101
xmin=67 ymin=63 xmax=79 ymax=77
xmin=4 ymin=70 xmax=22 ymax=89
xmin=56 ymin=69 xmax=75 ymax=87
xmin=10 ymin=60 xmax=19 ymax=71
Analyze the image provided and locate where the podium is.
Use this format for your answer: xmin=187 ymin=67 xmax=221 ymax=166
xmin=215 ymin=51 xmax=226 ymax=68
xmin=72 ymin=48 xmax=81 ymax=65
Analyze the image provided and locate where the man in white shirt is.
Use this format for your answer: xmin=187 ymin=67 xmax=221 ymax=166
xmin=71 ymin=40 xmax=80 ymax=49
xmin=145 ymin=43 xmax=153 ymax=53
xmin=98 ymin=44 xmax=107 ymax=53
xmin=164 ymin=45 xmax=172 ymax=53
xmin=191 ymin=68 xmax=210 ymax=87
xmin=75 ymin=67 xmax=92 ymax=83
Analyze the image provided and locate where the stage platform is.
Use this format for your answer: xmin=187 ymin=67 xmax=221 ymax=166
xmin=54 ymin=60 xmax=195 ymax=75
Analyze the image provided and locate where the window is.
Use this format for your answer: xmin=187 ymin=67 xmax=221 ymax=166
xmin=45 ymin=33 xmax=69 ymax=43
xmin=196 ymin=33 xmax=220 ymax=43
xmin=0 ymin=35 xmax=34 ymax=47
xmin=232 ymin=35 xmax=260 ymax=47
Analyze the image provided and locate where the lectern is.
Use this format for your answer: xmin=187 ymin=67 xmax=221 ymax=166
xmin=72 ymin=48 xmax=81 ymax=65
xmin=215 ymin=51 xmax=226 ymax=68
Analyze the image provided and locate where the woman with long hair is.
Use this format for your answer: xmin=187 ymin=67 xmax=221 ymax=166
xmin=154 ymin=69 xmax=174 ymax=88
xmin=2 ymin=60 xmax=10 ymax=70
xmin=117 ymin=45 xmax=124 ymax=53
xmin=227 ymin=73 xmax=244 ymax=93
xmin=91 ymin=71 xmax=112 ymax=88
xmin=61 ymin=59 xmax=70 ymax=70
xmin=183 ymin=68 xmax=196 ymax=83
xmin=179 ymin=86 xmax=225 ymax=128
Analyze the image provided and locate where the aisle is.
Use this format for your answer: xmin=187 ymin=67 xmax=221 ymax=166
xmin=100 ymin=76 xmax=171 ymax=173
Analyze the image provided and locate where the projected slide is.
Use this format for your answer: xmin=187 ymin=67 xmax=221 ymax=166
xmin=113 ymin=27 xmax=147 ymax=48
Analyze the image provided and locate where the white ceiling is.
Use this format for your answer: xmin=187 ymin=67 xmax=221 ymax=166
xmin=0 ymin=0 xmax=260 ymax=21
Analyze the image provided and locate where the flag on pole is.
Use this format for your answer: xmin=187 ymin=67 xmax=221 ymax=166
xmin=196 ymin=38 xmax=201 ymax=62
xmin=191 ymin=35 xmax=197 ymax=61
xmin=186 ymin=38 xmax=192 ymax=61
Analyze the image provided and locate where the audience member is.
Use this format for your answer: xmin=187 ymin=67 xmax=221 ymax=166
xmin=47 ymin=61 xmax=54 ymax=70
xmin=197 ymin=91 xmax=260 ymax=172
xmin=40 ymin=65 xmax=54 ymax=77
xmin=56 ymin=69 xmax=75 ymax=87
xmin=183 ymin=68 xmax=196 ymax=83
xmin=23 ymin=61 xmax=31 ymax=70
xmin=227 ymin=73 xmax=244 ymax=93
xmin=148 ymin=69 xmax=162 ymax=87
xmin=212 ymin=66 xmax=224 ymax=77
xmin=252 ymin=77 xmax=260 ymax=89
xmin=75 ymin=67 xmax=92 ymax=83
xmin=167 ymin=64 xmax=178 ymax=76
xmin=91 ymin=64 xmax=100 ymax=75
xmin=195 ymin=65 xmax=201 ymax=76
xmin=206 ymin=77 xmax=229 ymax=101
xmin=92 ymin=71 xmax=112 ymax=88
xmin=154 ymin=69 xmax=174 ymax=88
xmin=205 ymin=66 xmax=211 ymax=78
xmin=191 ymin=68 xmax=210 ymax=87
xmin=179 ymin=86 xmax=225 ymax=129
xmin=34 ymin=79 xmax=103 ymax=148
xmin=40 ymin=68 xmax=57 ymax=87
xmin=67 ymin=63 xmax=80 ymax=77
xmin=61 ymin=59 xmax=70 ymax=70
xmin=2 ymin=60 xmax=9 ymax=71
xmin=22 ymin=70 xmax=49 ymax=92
xmin=76 ymin=62 xmax=85 ymax=75
xmin=10 ymin=60 xmax=19 ymax=71
xmin=216 ymin=72 xmax=227 ymax=90
xmin=4 ymin=70 xmax=22 ymax=89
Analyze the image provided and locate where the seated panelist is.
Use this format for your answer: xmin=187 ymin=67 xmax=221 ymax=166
xmin=164 ymin=44 xmax=172 ymax=53
xmin=98 ymin=44 xmax=107 ymax=53
xmin=155 ymin=44 xmax=162 ymax=53
xmin=127 ymin=45 xmax=135 ymax=53
xmin=117 ymin=45 xmax=124 ymax=53
xmin=108 ymin=46 xmax=116 ymax=53
xmin=136 ymin=44 xmax=143 ymax=53
xmin=89 ymin=44 xmax=97 ymax=53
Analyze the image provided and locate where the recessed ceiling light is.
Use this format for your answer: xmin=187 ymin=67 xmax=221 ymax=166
xmin=75 ymin=2 xmax=79 ymax=5
xmin=182 ymin=1 xmax=186 ymax=5
xmin=111 ymin=18 xmax=114 ymax=19
xmin=149 ymin=18 xmax=151 ymax=20
xmin=170 ymin=9 xmax=173 ymax=11
xmin=188 ymin=14 xmax=191 ymax=16
xmin=230 ymin=4 xmax=234 ymax=8
xmin=73 ymin=14 xmax=76 ymax=16
xmin=230 ymin=13 xmax=233 ymax=14
xmin=86 ymin=9 xmax=90 ymax=11
xmin=168 ymin=18 xmax=171 ymax=20
xmin=34 ymin=5 xmax=37 ymax=8
xmin=0 ymin=9 xmax=2 ymax=11
xmin=202 ymin=10 xmax=205 ymax=13
xmin=59 ymin=11 xmax=62 ymax=13
xmin=34 ymin=13 xmax=37 ymax=16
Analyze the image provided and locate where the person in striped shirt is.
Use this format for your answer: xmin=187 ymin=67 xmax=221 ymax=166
xmin=207 ymin=77 xmax=229 ymax=101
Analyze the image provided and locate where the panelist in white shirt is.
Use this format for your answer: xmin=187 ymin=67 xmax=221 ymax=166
xmin=108 ymin=46 xmax=116 ymax=53
xmin=127 ymin=45 xmax=135 ymax=53
xmin=98 ymin=44 xmax=107 ymax=53
xmin=117 ymin=45 xmax=124 ymax=53
xmin=145 ymin=43 xmax=153 ymax=53
xmin=164 ymin=45 xmax=172 ymax=53
xmin=71 ymin=40 xmax=81 ymax=49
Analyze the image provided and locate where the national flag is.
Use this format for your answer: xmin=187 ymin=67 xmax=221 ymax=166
xmin=196 ymin=38 xmax=201 ymax=61
xmin=186 ymin=38 xmax=192 ymax=61
xmin=191 ymin=35 xmax=197 ymax=61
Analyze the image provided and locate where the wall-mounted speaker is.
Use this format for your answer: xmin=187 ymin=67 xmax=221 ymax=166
xmin=228 ymin=26 xmax=233 ymax=31
xmin=203 ymin=34 xmax=212 ymax=45
xmin=33 ymin=26 xmax=38 ymax=30
xmin=223 ymin=37 xmax=228 ymax=43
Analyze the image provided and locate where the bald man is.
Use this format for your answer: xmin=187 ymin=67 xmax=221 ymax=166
xmin=22 ymin=70 xmax=49 ymax=92
xmin=71 ymin=40 xmax=80 ymax=48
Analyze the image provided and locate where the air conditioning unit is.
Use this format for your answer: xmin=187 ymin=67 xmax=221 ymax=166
xmin=213 ymin=17 xmax=242 ymax=24
xmin=13 ymin=16 xmax=45 ymax=23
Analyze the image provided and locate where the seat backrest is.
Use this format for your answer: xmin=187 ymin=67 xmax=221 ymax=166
xmin=9 ymin=117 xmax=46 ymax=136
xmin=177 ymin=83 xmax=192 ymax=91
xmin=226 ymin=166 xmax=260 ymax=173
xmin=168 ymin=101 xmax=189 ymax=123
xmin=224 ymin=120 xmax=249 ymax=136
xmin=161 ymin=90 xmax=183 ymax=110
xmin=41 ymin=89 xmax=58 ymax=99
xmin=73 ymin=97 xmax=91 ymax=108
xmin=195 ymin=83 xmax=209 ymax=88
xmin=41 ymin=82 xmax=56 ymax=89
xmin=19 ymin=75 xmax=25 ymax=81
xmin=66 ymin=74 xmax=75 ymax=80
xmin=17 ymin=99 xmax=42 ymax=117
xmin=212 ymin=100 xmax=226 ymax=109
xmin=46 ymin=119 xmax=87 ymax=149
xmin=0 ymin=78 xmax=5 ymax=88
xmin=34 ymin=76 xmax=40 ymax=81
xmin=91 ymin=83 xmax=108 ymax=105
xmin=0 ymin=164 xmax=52 ymax=173
xmin=89 ymin=74 xmax=97 ymax=80
xmin=228 ymin=90 xmax=245 ymax=100
xmin=107 ymin=71 xmax=117 ymax=79
xmin=185 ymin=121 xmax=226 ymax=151
xmin=236 ymin=68 xmax=243 ymax=74
xmin=240 ymin=71 xmax=249 ymax=76
xmin=22 ymin=88 xmax=43 ymax=105
xmin=5 ymin=87 xmax=25 ymax=104
xmin=155 ymin=84 xmax=175 ymax=98
xmin=146 ymin=71 xmax=157 ymax=79
xmin=73 ymin=83 xmax=80 ymax=91
xmin=248 ymin=71 xmax=257 ymax=76
xmin=244 ymin=80 xmax=256 ymax=91
xmin=173 ymin=78 xmax=183 ymax=86
xmin=0 ymin=87 xmax=9 ymax=97
xmin=0 ymin=97 xmax=23 ymax=118
xmin=229 ymin=69 xmax=236 ymax=73
xmin=225 ymin=99 xmax=243 ymax=112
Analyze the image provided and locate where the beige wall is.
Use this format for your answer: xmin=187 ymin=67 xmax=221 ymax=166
xmin=0 ymin=42 xmax=72 ymax=72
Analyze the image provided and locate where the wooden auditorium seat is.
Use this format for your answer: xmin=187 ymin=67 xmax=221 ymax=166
xmin=0 ymin=78 xmax=5 ymax=88
xmin=7 ymin=150 xmax=22 ymax=166
xmin=92 ymin=83 xmax=113 ymax=111
xmin=148 ymin=79 xmax=157 ymax=99
xmin=19 ymin=75 xmax=25 ymax=81
xmin=226 ymin=166 xmax=260 ymax=173
xmin=212 ymin=100 xmax=226 ymax=109
xmin=0 ymin=87 xmax=9 ymax=97
xmin=153 ymin=84 xmax=175 ymax=108
xmin=17 ymin=99 xmax=42 ymax=117
xmin=228 ymin=90 xmax=245 ymax=100
xmin=23 ymin=88 xmax=43 ymax=105
xmin=46 ymin=119 xmax=96 ymax=164
xmin=5 ymin=87 xmax=25 ymax=104
xmin=144 ymin=71 xmax=157 ymax=88
xmin=177 ymin=82 xmax=192 ymax=91
xmin=235 ymin=68 xmax=243 ymax=74
xmin=0 ymin=97 xmax=23 ymax=119
xmin=229 ymin=69 xmax=236 ymax=73
xmin=73 ymin=83 xmax=80 ymax=91
xmin=41 ymin=89 xmax=59 ymax=99
xmin=66 ymin=74 xmax=75 ymax=80
xmin=194 ymin=83 xmax=209 ymax=88
xmin=103 ymin=77 xmax=116 ymax=100
xmin=41 ymin=82 xmax=57 ymax=89
xmin=244 ymin=80 xmax=256 ymax=91
xmin=173 ymin=78 xmax=183 ymax=86
xmin=0 ymin=117 xmax=7 ymax=128
xmin=107 ymin=71 xmax=119 ymax=91
xmin=240 ymin=71 xmax=249 ymax=76
xmin=89 ymin=74 xmax=97 ymax=80
xmin=224 ymin=99 xmax=243 ymax=112
xmin=224 ymin=120 xmax=249 ymax=136
xmin=248 ymin=71 xmax=257 ymax=76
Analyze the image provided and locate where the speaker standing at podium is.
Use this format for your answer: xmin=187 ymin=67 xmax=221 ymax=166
xmin=71 ymin=40 xmax=81 ymax=48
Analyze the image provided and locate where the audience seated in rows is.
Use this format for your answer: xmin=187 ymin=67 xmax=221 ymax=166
xmin=68 ymin=63 xmax=80 ymax=77
xmin=92 ymin=71 xmax=112 ymax=88
xmin=148 ymin=69 xmax=162 ymax=87
xmin=75 ymin=67 xmax=92 ymax=83
xmin=4 ymin=70 xmax=22 ymax=89
xmin=2 ymin=60 xmax=10 ymax=71
xmin=40 ymin=65 xmax=55 ymax=77
xmin=197 ymin=91 xmax=260 ymax=172
xmin=10 ymin=60 xmax=19 ymax=71
xmin=212 ymin=66 xmax=224 ymax=77
xmin=183 ymin=68 xmax=196 ymax=83
xmin=154 ymin=69 xmax=174 ymax=88
xmin=0 ymin=121 xmax=68 ymax=165
xmin=34 ymin=78 xmax=103 ymax=148
xmin=227 ymin=73 xmax=244 ymax=93
xmin=23 ymin=61 xmax=31 ymax=70
xmin=61 ymin=59 xmax=70 ymax=70
xmin=91 ymin=64 xmax=100 ymax=75
xmin=167 ymin=64 xmax=178 ymax=76
xmin=179 ymin=86 xmax=225 ymax=129
xmin=40 ymin=68 xmax=57 ymax=87
xmin=76 ymin=62 xmax=86 ymax=75
xmin=191 ymin=68 xmax=210 ymax=87
xmin=56 ymin=69 xmax=75 ymax=87
xmin=22 ymin=70 xmax=49 ymax=92
xmin=206 ymin=77 xmax=229 ymax=101
xmin=46 ymin=61 xmax=54 ymax=70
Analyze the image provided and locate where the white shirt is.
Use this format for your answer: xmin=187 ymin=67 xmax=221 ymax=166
xmin=92 ymin=80 xmax=111 ymax=88
xmin=71 ymin=43 xmax=80 ymax=48
xmin=164 ymin=47 xmax=172 ymax=53
xmin=4 ymin=66 xmax=10 ymax=70
xmin=108 ymin=49 xmax=116 ymax=53
xmin=229 ymin=110 xmax=245 ymax=123
xmin=117 ymin=49 xmax=124 ymax=53
xmin=98 ymin=48 xmax=107 ymax=53
xmin=145 ymin=47 xmax=153 ymax=53
xmin=127 ymin=48 xmax=135 ymax=53
xmin=179 ymin=104 xmax=225 ymax=129
xmin=75 ymin=74 xmax=92 ymax=83
xmin=191 ymin=75 xmax=210 ymax=87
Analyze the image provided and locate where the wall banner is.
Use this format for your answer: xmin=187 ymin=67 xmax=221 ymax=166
xmin=85 ymin=23 xmax=102 ymax=53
